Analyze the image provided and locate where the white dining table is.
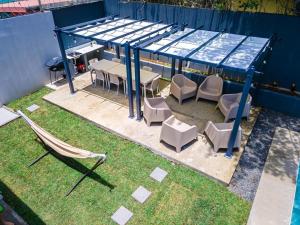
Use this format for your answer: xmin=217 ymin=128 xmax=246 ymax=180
xmin=90 ymin=59 xmax=159 ymax=95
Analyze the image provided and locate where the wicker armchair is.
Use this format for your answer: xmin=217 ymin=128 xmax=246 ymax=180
xmin=160 ymin=115 xmax=198 ymax=153
xmin=170 ymin=74 xmax=197 ymax=104
xmin=204 ymin=121 xmax=242 ymax=152
xmin=196 ymin=75 xmax=223 ymax=102
xmin=143 ymin=97 xmax=172 ymax=126
xmin=217 ymin=93 xmax=252 ymax=122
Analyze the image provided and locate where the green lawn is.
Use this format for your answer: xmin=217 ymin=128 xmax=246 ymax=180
xmin=0 ymin=88 xmax=250 ymax=225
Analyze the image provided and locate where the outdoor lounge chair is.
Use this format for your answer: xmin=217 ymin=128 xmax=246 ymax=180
xmin=160 ymin=115 xmax=198 ymax=153
xmin=170 ymin=74 xmax=197 ymax=104
xmin=217 ymin=93 xmax=252 ymax=122
xmin=17 ymin=110 xmax=107 ymax=196
xmin=196 ymin=75 xmax=223 ymax=102
xmin=204 ymin=121 xmax=242 ymax=152
xmin=143 ymin=97 xmax=172 ymax=126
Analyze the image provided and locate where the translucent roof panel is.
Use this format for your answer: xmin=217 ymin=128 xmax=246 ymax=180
xmin=74 ymin=19 xmax=135 ymax=36
xmin=221 ymin=37 xmax=269 ymax=70
xmin=144 ymin=28 xmax=194 ymax=52
xmin=94 ymin=21 xmax=161 ymax=41
xmin=189 ymin=33 xmax=246 ymax=65
xmin=161 ymin=30 xmax=219 ymax=57
xmin=113 ymin=24 xmax=168 ymax=44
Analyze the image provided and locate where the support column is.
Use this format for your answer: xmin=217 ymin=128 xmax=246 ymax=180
xmin=54 ymin=28 xmax=75 ymax=94
xmin=178 ymin=59 xmax=183 ymax=74
xmin=171 ymin=58 xmax=176 ymax=78
xmin=116 ymin=45 xmax=120 ymax=59
xmin=133 ymin=48 xmax=142 ymax=120
xmin=225 ymin=67 xmax=255 ymax=158
xmin=124 ymin=42 xmax=134 ymax=118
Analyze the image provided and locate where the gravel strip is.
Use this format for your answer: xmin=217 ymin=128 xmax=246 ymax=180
xmin=229 ymin=109 xmax=300 ymax=201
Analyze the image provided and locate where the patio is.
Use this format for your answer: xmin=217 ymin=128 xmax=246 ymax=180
xmin=44 ymin=72 xmax=259 ymax=184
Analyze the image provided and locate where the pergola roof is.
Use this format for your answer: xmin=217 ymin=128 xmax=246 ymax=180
xmin=62 ymin=16 xmax=271 ymax=73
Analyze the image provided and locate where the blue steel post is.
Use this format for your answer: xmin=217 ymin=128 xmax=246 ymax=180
xmin=171 ymin=58 xmax=176 ymax=78
xmin=54 ymin=28 xmax=75 ymax=94
xmin=178 ymin=59 xmax=183 ymax=74
xmin=116 ymin=45 xmax=121 ymax=59
xmin=124 ymin=42 xmax=134 ymax=118
xmin=225 ymin=67 xmax=255 ymax=158
xmin=134 ymin=48 xmax=142 ymax=120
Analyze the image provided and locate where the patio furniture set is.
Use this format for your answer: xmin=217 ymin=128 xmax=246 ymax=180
xmin=144 ymin=74 xmax=250 ymax=153
xmin=89 ymin=58 xmax=161 ymax=97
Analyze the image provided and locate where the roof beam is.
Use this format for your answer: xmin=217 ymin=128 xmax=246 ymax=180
xmin=88 ymin=19 xmax=145 ymax=38
xmin=107 ymin=21 xmax=162 ymax=43
xmin=60 ymin=15 xmax=116 ymax=32
xmin=65 ymin=16 xmax=129 ymax=35
xmin=134 ymin=25 xmax=182 ymax=49
xmin=124 ymin=23 xmax=176 ymax=46
xmin=154 ymin=25 xmax=203 ymax=54
xmin=184 ymin=32 xmax=222 ymax=59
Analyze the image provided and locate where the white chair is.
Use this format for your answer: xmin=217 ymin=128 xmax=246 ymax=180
xmin=142 ymin=66 xmax=153 ymax=72
xmin=108 ymin=73 xmax=124 ymax=95
xmin=88 ymin=58 xmax=99 ymax=83
xmin=88 ymin=58 xmax=99 ymax=69
xmin=112 ymin=58 xmax=121 ymax=63
xmin=143 ymin=76 xmax=161 ymax=97
xmin=94 ymin=70 xmax=106 ymax=89
xmin=204 ymin=121 xmax=242 ymax=152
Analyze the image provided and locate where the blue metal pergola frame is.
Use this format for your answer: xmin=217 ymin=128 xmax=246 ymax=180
xmin=54 ymin=16 xmax=272 ymax=159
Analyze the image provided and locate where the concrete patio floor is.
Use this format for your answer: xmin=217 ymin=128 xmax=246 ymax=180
xmin=44 ymin=73 xmax=259 ymax=185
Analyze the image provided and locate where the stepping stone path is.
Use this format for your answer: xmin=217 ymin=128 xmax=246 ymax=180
xmin=111 ymin=206 xmax=133 ymax=225
xmin=27 ymin=104 xmax=40 ymax=112
xmin=131 ymin=186 xmax=151 ymax=204
xmin=150 ymin=167 xmax=168 ymax=182
xmin=111 ymin=167 xmax=168 ymax=224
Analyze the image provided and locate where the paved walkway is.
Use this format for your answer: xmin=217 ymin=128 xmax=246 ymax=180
xmin=230 ymin=109 xmax=300 ymax=201
xmin=247 ymin=127 xmax=300 ymax=225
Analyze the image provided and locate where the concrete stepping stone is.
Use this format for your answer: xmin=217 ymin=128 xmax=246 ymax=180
xmin=111 ymin=206 xmax=133 ymax=225
xmin=27 ymin=104 xmax=40 ymax=112
xmin=131 ymin=186 xmax=151 ymax=204
xmin=150 ymin=167 xmax=168 ymax=183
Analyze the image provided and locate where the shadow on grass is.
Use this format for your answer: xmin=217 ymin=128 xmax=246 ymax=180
xmin=49 ymin=151 xmax=115 ymax=192
xmin=29 ymin=145 xmax=115 ymax=194
xmin=0 ymin=181 xmax=46 ymax=225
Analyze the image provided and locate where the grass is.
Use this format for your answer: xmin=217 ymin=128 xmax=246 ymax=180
xmin=0 ymin=88 xmax=250 ymax=225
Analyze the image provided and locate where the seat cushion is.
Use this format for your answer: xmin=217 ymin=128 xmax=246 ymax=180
xmin=221 ymin=98 xmax=234 ymax=110
xmin=150 ymin=100 xmax=170 ymax=109
xmin=166 ymin=117 xmax=193 ymax=131
xmin=182 ymin=86 xmax=196 ymax=95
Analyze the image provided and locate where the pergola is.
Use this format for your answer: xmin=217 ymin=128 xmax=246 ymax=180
xmin=54 ymin=16 xmax=272 ymax=158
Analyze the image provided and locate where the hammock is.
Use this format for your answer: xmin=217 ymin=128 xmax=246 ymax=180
xmin=17 ymin=110 xmax=107 ymax=196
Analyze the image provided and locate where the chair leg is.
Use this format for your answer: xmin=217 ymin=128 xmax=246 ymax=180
xmin=152 ymin=90 xmax=154 ymax=98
